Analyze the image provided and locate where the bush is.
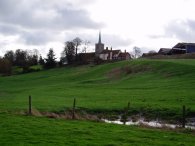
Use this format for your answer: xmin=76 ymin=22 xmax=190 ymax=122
xmin=0 ymin=58 xmax=12 ymax=76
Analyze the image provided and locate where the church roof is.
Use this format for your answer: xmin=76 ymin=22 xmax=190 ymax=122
xmin=100 ymin=49 xmax=121 ymax=54
xmin=118 ymin=52 xmax=130 ymax=57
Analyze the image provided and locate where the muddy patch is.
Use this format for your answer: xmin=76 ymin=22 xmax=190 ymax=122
xmin=25 ymin=109 xmax=100 ymax=121
xmin=107 ymin=65 xmax=151 ymax=79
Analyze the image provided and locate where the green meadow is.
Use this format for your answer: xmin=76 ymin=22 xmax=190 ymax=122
xmin=0 ymin=113 xmax=195 ymax=146
xmin=0 ymin=59 xmax=195 ymax=114
xmin=0 ymin=59 xmax=195 ymax=145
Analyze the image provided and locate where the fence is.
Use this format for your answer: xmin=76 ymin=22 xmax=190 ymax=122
xmin=28 ymin=95 xmax=189 ymax=128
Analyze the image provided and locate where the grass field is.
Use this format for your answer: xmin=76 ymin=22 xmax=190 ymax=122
xmin=1 ymin=59 xmax=195 ymax=145
xmin=0 ymin=113 xmax=195 ymax=146
xmin=0 ymin=59 xmax=195 ymax=115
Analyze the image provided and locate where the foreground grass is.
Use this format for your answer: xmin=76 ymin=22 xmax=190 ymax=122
xmin=0 ymin=113 xmax=194 ymax=146
xmin=0 ymin=59 xmax=195 ymax=118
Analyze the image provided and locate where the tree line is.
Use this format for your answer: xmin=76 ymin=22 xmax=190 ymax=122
xmin=0 ymin=37 xmax=86 ymax=76
xmin=0 ymin=49 xmax=39 ymax=75
xmin=0 ymin=36 xmax=145 ymax=76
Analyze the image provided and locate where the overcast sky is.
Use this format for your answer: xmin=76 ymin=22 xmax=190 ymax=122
xmin=1 ymin=0 xmax=195 ymax=58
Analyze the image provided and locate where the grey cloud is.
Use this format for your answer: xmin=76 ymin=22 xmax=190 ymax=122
xmin=63 ymin=32 xmax=132 ymax=49
xmin=0 ymin=23 xmax=21 ymax=35
xmin=148 ymin=19 xmax=195 ymax=42
xmin=20 ymin=31 xmax=55 ymax=45
xmin=164 ymin=19 xmax=195 ymax=42
xmin=91 ymin=33 xmax=132 ymax=49
xmin=148 ymin=34 xmax=164 ymax=39
xmin=0 ymin=23 xmax=55 ymax=45
xmin=103 ymin=34 xmax=132 ymax=48
xmin=0 ymin=0 xmax=103 ymax=47
xmin=0 ymin=0 xmax=102 ymax=30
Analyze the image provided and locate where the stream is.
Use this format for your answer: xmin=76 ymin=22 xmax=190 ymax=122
xmin=102 ymin=118 xmax=195 ymax=129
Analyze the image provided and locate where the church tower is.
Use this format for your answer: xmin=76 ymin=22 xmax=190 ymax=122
xmin=95 ymin=31 xmax=104 ymax=56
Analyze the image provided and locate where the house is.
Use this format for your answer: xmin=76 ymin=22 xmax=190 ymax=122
xmin=99 ymin=47 xmax=131 ymax=61
xmin=172 ymin=43 xmax=195 ymax=54
xmin=99 ymin=47 xmax=121 ymax=60
xmin=158 ymin=43 xmax=195 ymax=56
xmin=158 ymin=48 xmax=172 ymax=55
xmin=118 ymin=51 xmax=131 ymax=60
xmin=78 ymin=52 xmax=95 ymax=64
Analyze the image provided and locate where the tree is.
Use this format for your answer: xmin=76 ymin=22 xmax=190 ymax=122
xmin=132 ymin=46 xmax=142 ymax=59
xmin=0 ymin=58 xmax=12 ymax=75
xmin=14 ymin=49 xmax=29 ymax=71
xmin=73 ymin=37 xmax=82 ymax=61
xmin=82 ymin=40 xmax=90 ymax=53
xmin=59 ymin=51 xmax=67 ymax=66
xmin=4 ymin=50 xmax=15 ymax=65
xmin=27 ymin=49 xmax=39 ymax=66
xmin=64 ymin=41 xmax=75 ymax=64
xmin=38 ymin=55 xmax=45 ymax=65
xmin=44 ymin=48 xmax=57 ymax=68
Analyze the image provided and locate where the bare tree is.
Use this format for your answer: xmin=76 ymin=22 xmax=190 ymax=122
xmin=132 ymin=46 xmax=142 ymax=59
xmin=73 ymin=37 xmax=82 ymax=60
xmin=82 ymin=40 xmax=90 ymax=53
xmin=64 ymin=41 xmax=76 ymax=64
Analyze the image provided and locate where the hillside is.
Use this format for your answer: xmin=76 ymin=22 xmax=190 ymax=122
xmin=0 ymin=59 xmax=195 ymax=119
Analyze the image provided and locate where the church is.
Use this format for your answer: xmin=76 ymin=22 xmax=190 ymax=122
xmin=78 ymin=32 xmax=131 ymax=64
xmin=95 ymin=32 xmax=131 ymax=61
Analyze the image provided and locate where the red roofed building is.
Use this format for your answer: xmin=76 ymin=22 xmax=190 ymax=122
xmin=79 ymin=32 xmax=131 ymax=63
xmin=95 ymin=32 xmax=131 ymax=61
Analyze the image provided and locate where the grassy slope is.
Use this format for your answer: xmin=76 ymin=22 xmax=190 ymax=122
xmin=0 ymin=113 xmax=195 ymax=146
xmin=1 ymin=59 xmax=195 ymax=145
xmin=0 ymin=59 xmax=195 ymax=114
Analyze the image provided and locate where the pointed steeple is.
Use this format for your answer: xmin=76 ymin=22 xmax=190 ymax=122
xmin=95 ymin=31 xmax=104 ymax=56
xmin=98 ymin=31 xmax=101 ymax=44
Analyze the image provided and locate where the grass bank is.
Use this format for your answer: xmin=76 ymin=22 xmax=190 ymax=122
xmin=0 ymin=113 xmax=195 ymax=146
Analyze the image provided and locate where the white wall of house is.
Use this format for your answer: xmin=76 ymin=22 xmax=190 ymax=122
xmin=109 ymin=52 xmax=112 ymax=60
xmin=99 ymin=53 xmax=109 ymax=60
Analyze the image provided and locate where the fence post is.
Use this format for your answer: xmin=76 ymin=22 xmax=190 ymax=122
xmin=123 ymin=102 xmax=130 ymax=125
xmin=127 ymin=102 xmax=130 ymax=111
xmin=72 ymin=98 xmax=76 ymax=119
xmin=29 ymin=95 xmax=32 ymax=115
xmin=182 ymin=105 xmax=186 ymax=128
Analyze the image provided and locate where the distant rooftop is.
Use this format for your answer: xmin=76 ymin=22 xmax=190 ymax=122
xmin=173 ymin=43 xmax=195 ymax=48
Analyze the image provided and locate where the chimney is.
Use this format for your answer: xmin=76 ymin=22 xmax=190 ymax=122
xmin=106 ymin=47 xmax=108 ymax=50
xmin=111 ymin=47 xmax=112 ymax=51
xmin=125 ymin=50 xmax=126 ymax=53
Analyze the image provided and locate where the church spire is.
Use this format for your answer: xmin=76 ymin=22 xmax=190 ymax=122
xmin=95 ymin=31 xmax=104 ymax=56
xmin=98 ymin=31 xmax=101 ymax=44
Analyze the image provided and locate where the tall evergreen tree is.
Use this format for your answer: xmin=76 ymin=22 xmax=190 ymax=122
xmin=44 ymin=48 xmax=57 ymax=68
